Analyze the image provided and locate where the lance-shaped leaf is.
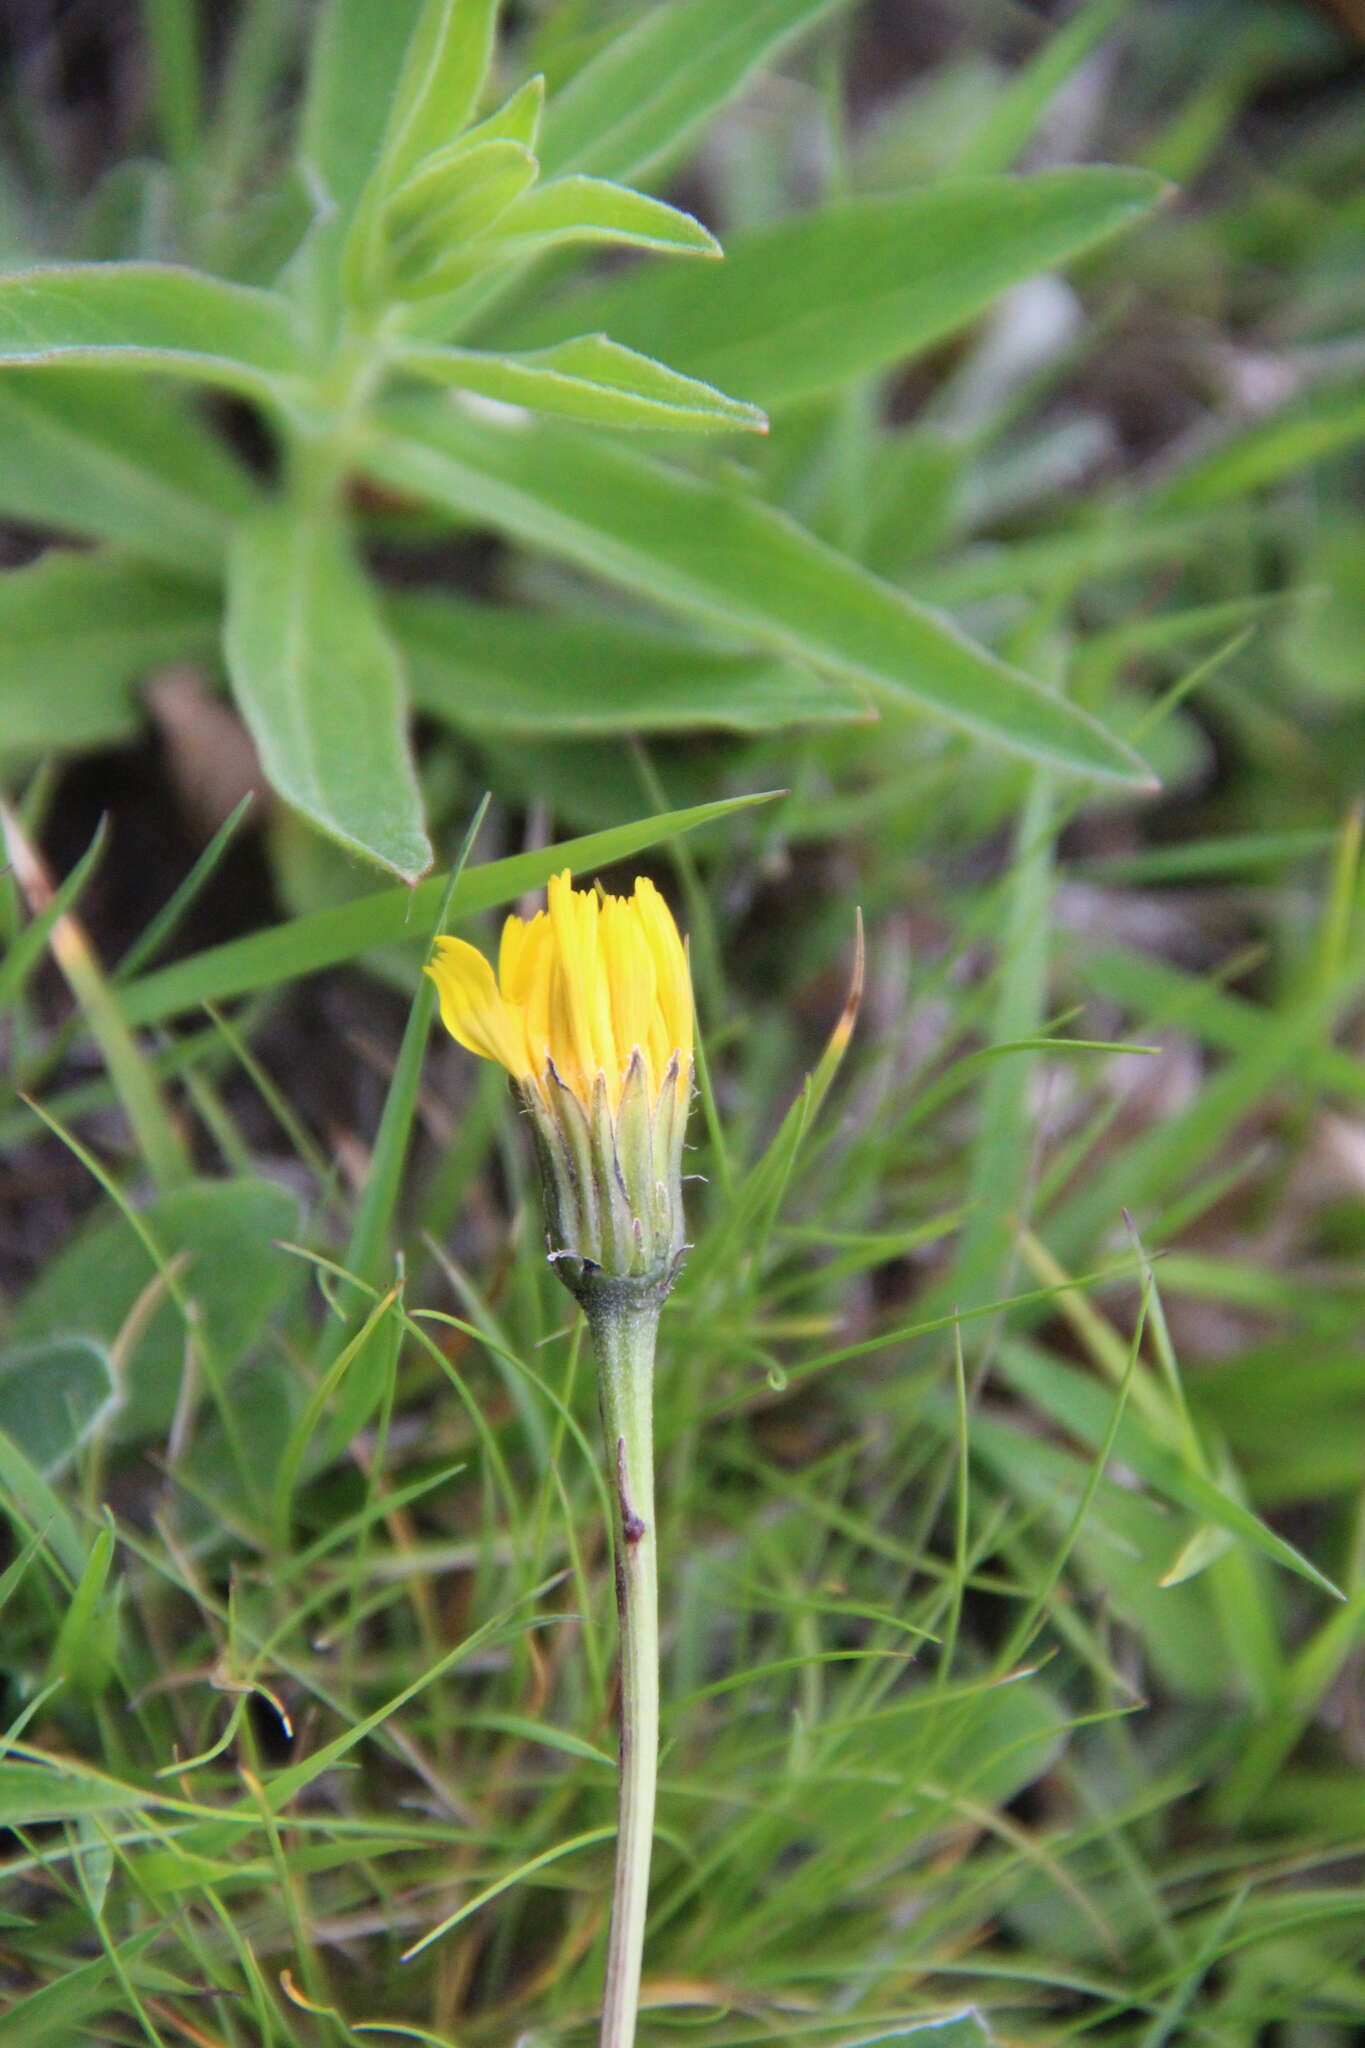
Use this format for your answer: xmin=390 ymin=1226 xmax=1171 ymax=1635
xmin=508 ymin=169 xmax=1166 ymax=410
xmin=390 ymin=589 xmax=864 ymax=732
xmin=225 ymin=504 xmax=431 ymax=880
xmin=300 ymin=0 xmax=426 ymax=215
xmin=0 ymin=1340 xmax=118 ymax=1478
xmin=14 ymin=1178 xmax=303 ymax=1443
xmin=540 ymin=0 xmax=852 ymax=183
xmin=478 ymin=175 xmax=720 ymax=259
xmin=0 ymin=553 xmax=217 ymax=759
xmin=0 ymin=370 xmax=257 ymax=571
xmin=384 ymin=139 xmax=540 ymax=294
xmin=459 ymin=72 xmax=544 ymax=153
xmin=396 ymin=335 xmax=766 ymax=432
xmin=0 ymin=264 xmax=310 ymax=404
xmin=378 ymin=0 xmax=502 ymax=191
xmin=364 ymin=402 xmax=1154 ymax=787
xmin=385 ymin=137 xmax=539 ymax=244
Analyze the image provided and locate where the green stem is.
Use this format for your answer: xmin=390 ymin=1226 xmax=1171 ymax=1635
xmin=589 ymin=1299 xmax=661 ymax=2048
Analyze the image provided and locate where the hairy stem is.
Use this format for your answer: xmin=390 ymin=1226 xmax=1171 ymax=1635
xmin=589 ymin=1300 xmax=661 ymax=2048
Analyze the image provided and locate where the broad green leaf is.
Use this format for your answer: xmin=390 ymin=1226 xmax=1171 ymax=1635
xmin=0 ymin=369 xmax=256 ymax=570
xmin=539 ymin=0 xmax=852 ymax=183
xmin=397 ymin=334 xmax=766 ymax=432
xmin=225 ymin=503 xmax=432 ymax=880
xmin=300 ymin=0 xmax=426 ymax=213
xmin=0 ymin=1430 xmax=85 ymax=1579
xmin=508 ymin=169 xmax=1165 ymax=410
xmin=117 ymin=791 xmax=779 ymax=1026
xmin=0 ymin=553 xmax=217 ymax=760
xmin=365 ymin=403 xmax=1153 ymax=786
xmin=379 ymin=0 xmax=502 ymax=189
xmin=933 ymin=1675 xmax=1066 ymax=1808
xmin=0 ymin=264 xmax=309 ymax=402
xmin=0 ymin=1339 xmax=117 ymax=1477
xmin=479 ymin=175 xmax=720 ymax=258
xmin=391 ymin=589 xmax=864 ymax=731
xmin=13 ymin=1178 xmax=301 ymax=1442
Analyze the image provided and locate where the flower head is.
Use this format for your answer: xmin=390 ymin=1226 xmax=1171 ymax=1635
xmin=427 ymin=871 xmax=693 ymax=1301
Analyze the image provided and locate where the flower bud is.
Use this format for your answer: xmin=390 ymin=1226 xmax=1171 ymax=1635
xmin=426 ymin=869 xmax=693 ymax=1309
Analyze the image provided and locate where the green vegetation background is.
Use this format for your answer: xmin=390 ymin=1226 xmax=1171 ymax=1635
xmin=1 ymin=1 xmax=1363 ymax=2042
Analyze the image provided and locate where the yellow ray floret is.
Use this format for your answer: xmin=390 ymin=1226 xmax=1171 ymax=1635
xmin=427 ymin=870 xmax=692 ymax=1109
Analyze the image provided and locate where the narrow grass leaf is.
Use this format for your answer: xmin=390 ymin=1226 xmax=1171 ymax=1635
xmin=113 ymin=795 xmax=256 ymax=982
xmin=1047 ymin=945 xmax=1365 ymax=1257
xmin=996 ymin=1342 xmax=1342 ymax=1599
xmin=341 ymin=797 xmax=489 ymax=1303
xmin=0 ymin=817 xmax=106 ymax=1011
xmin=2 ymin=806 xmax=191 ymax=1192
xmin=1155 ymin=382 xmax=1365 ymax=509
xmin=402 ymin=1825 xmax=616 ymax=1958
xmin=838 ymin=2020 xmax=995 ymax=2048
xmin=951 ymin=771 xmax=1054 ymax=1313
xmin=321 ymin=802 xmax=491 ymax=1457
xmin=143 ymin=0 xmax=201 ymax=173
xmin=951 ymin=0 xmax=1129 ymax=174
xmin=0 ymin=1934 xmax=159 ymax=2047
xmin=255 ymin=1574 xmax=568 ymax=1810
xmin=273 ymin=1289 xmax=401 ymax=1550
xmin=117 ymin=791 xmax=779 ymax=1026
xmin=46 ymin=1513 xmax=117 ymax=1698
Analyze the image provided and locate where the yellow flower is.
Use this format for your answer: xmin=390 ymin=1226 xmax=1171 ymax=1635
xmin=426 ymin=870 xmax=693 ymax=1296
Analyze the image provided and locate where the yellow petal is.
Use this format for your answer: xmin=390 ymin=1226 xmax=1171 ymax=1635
xmin=633 ymin=876 xmax=692 ymax=1080
xmin=601 ymin=893 xmax=657 ymax=1090
xmin=547 ymin=870 xmax=604 ymax=1100
xmin=426 ymin=936 xmax=529 ymax=1077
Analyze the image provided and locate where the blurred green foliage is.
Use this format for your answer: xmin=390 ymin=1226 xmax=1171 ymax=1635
xmin=2 ymin=1 xmax=1364 ymax=2044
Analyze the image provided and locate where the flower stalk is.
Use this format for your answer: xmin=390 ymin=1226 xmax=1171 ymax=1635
xmin=589 ymin=1292 xmax=661 ymax=2048
xmin=426 ymin=870 xmax=694 ymax=2048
